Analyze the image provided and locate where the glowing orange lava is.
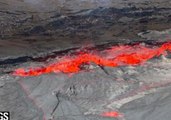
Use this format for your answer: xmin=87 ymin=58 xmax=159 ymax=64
xmin=13 ymin=42 xmax=171 ymax=76
xmin=101 ymin=111 xmax=123 ymax=118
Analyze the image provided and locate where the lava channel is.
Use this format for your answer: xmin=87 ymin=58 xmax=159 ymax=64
xmin=13 ymin=42 xmax=171 ymax=76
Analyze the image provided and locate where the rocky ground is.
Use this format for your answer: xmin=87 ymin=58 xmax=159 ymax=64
xmin=0 ymin=0 xmax=171 ymax=120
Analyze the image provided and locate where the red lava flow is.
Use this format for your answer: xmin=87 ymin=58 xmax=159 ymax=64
xmin=13 ymin=42 xmax=171 ymax=77
xmin=101 ymin=111 xmax=123 ymax=118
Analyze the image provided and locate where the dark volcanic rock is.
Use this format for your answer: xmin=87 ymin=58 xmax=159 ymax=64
xmin=1 ymin=1 xmax=171 ymax=120
xmin=0 ymin=0 xmax=171 ymax=60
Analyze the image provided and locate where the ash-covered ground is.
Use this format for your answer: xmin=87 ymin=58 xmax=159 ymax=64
xmin=0 ymin=0 xmax=171 ymax=120
xmin=2 ymin=45 xmax=171 ymax=120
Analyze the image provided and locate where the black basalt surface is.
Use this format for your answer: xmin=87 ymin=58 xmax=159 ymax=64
xmin=1 ymin=0 xmax=171 ymax=120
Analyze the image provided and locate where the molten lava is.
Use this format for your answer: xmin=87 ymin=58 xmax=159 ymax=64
xmin=13 ymin=42 xmax=171 ymax=76
xmin=101 ymin=111 xmax=123 ymax=118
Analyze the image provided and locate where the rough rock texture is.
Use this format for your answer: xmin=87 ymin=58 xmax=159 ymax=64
xmin=0 ymin=0 xmax=171 ymax=59
xmin=1 ymin=0 xmax=171 ymax=120
xmin=2 ymin=56 xmax=171 ymax=120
